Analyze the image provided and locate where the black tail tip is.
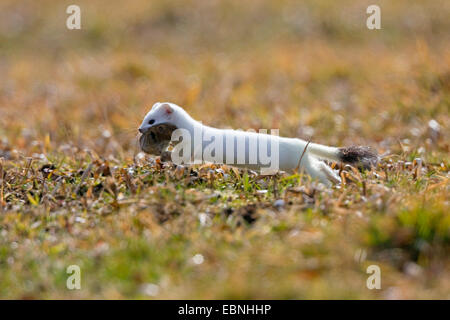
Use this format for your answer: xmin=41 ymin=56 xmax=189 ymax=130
xmin=338 ymin=146 xmax=379 ymax=170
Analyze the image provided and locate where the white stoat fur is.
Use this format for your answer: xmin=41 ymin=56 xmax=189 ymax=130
xmin=138 ymin=102 xmax=378 ymax=186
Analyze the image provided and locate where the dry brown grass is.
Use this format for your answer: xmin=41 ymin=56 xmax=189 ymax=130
xmin=0 ymin=0 xmax=448 ymax=299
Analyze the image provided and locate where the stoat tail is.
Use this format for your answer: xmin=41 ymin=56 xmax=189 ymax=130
xmin=307 ymin=143 xmax=378 ymax=170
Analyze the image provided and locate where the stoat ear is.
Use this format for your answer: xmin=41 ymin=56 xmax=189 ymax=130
xmin=151 ymin=102 xmax=160 ymax=110
xmin=162 ymin=103 xmax=174 ymax=115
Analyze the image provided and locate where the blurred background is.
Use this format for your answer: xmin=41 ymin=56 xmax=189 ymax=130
xmin=0 ymin=0 xmax=448 ymax=299
xmin=0 ymin=0 xmax=448 ymax=160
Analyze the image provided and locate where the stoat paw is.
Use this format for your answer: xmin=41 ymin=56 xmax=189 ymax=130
xmin=319 ymin=162 xmax=341 ymax=185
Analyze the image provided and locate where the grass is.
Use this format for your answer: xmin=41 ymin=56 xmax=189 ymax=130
xmin=0 ymin=0 xmax=449 ymax=299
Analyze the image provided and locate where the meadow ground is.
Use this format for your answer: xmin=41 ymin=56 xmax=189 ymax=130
xmin=0 ymin=0 xmax=449 ymax=299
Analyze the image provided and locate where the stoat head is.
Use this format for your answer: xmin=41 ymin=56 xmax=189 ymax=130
xmin=138 ymin=102 xmax=191 ymax=134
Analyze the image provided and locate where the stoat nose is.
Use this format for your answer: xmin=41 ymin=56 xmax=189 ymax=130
xmin=138 ymin=127 xmax=146 ymax=134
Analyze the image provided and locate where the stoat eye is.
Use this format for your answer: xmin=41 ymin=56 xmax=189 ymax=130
xmin=148 ymin=119 xmax=155 ymax=125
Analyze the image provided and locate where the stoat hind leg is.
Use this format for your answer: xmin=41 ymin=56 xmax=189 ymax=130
xmin=317 ymin=161 xmax=341 ymax=184
xmin=302 ymin=155 xmax=339 ymax=186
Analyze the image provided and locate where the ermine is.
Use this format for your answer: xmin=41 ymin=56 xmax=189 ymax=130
xmin=138 ymin=102 xmax=378 ymax=185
